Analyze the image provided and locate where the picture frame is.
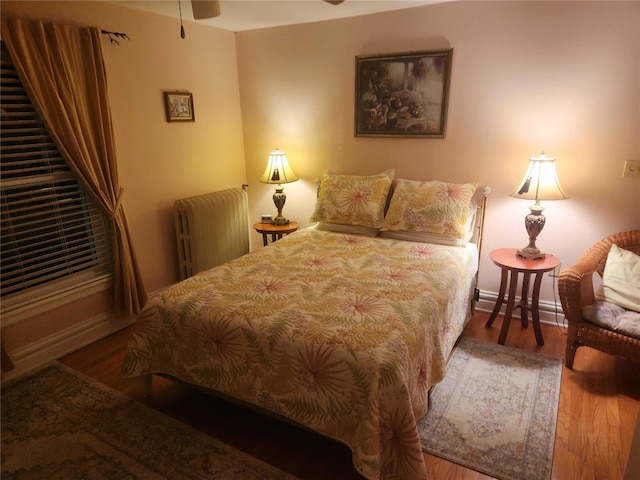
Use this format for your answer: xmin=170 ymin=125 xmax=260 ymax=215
xmin=355 ymin=49 xmax=453 ymax=138
xmin=163 ymin=91 xmax=195 ymax=122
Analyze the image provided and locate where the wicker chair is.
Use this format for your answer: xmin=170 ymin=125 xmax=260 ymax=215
xmin=558 ymin=230 xmax=640 ymax=368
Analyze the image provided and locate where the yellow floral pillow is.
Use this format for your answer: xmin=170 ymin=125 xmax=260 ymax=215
xmin=380 ymin=178 xmax=477 ymax=240
xmin=310 ymin=169 xmax=395 ymax=229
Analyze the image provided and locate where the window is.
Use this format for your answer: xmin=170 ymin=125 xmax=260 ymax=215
xmin=0 ymin=43 xmax=113 ymax=308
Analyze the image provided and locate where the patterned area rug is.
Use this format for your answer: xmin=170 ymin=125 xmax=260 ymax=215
xmin=1 ymin=363 xmax=298 ymax=480
xmin=418 ymin=337 xmax=562 ymax=480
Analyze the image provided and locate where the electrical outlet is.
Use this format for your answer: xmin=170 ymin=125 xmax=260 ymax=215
xmin=622 ymin=160 xmax=640 ymax=178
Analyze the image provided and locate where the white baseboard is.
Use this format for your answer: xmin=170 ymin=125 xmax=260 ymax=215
xmin=475 ymin=290 xmax=566 ymax=327
xmin=1 ymin=312 xmax=135 ymax=383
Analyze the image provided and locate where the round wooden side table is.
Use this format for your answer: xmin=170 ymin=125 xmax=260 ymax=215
xmin=253 ymin=221 xmax=299 ymax=246
xmin=486 ymin=248 xmax=560 ymax=346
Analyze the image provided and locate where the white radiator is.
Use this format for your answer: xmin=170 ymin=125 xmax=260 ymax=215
xmin=174 ymin=187 xmax=249 ymax=280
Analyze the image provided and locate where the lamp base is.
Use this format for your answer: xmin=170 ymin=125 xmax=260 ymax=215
xmin=271 ymin=184 xmax=290 ymax=226
xmin=516 ymin=249 xmax=546 ymax=260
xmin=517 ymin=203 xmax=547 ymax=260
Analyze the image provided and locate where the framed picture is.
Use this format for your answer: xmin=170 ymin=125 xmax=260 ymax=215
xmin=355 ymin=49 xmax=452 ymax=138
xmin=163 ymin=91 xmax=195 ymax=122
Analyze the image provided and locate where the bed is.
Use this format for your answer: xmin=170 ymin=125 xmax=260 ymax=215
xmin=122 ymin=170 xmax=488 ymax=480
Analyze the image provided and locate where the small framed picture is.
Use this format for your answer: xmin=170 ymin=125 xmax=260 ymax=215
xmin=163 ymin=91 xmax=195 ymax=122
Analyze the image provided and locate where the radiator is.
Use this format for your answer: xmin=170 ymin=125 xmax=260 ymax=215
xmin=174 ymin=187 xmax=249 ymax=280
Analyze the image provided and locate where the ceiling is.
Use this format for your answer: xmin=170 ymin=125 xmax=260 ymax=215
xmin=117 ymin=0 xmax=443 ymax=33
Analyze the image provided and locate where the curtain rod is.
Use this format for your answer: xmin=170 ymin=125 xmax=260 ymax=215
xmin=101 ymin=30 xmax=130 ymax=45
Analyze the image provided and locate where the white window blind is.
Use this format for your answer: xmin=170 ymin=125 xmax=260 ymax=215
xmin=0 ymin=43 xmax=113 ymax=303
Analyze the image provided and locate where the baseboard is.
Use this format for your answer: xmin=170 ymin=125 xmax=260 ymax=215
xmin=475 ymin=290 xmax=566 ymax=327
xmin=1 ymin=312 xmax=135 ymax=383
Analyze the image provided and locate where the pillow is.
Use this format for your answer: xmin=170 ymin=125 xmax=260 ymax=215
xmin=379 ymin=230 xmax=467 ymax=246
xmin=309 ymin=169 xmax=394 ymax=229
xmin=380 ymin=178 xmax=477 ymax=241
xmin=380 ymin=202 xmax=477 ymax=246
xmin=464 ymin=201 xmax=478 ymax=242
xmin=315 ymin=222 xmax=379 ymax=237
xmin=595 ymin=244 xmax=640 ymax=312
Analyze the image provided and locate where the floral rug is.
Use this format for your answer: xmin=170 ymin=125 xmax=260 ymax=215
xmin=1 ymin=363 xmax=298 ymax=480
xmin=418 ymin=337 xmax=562 ymax=480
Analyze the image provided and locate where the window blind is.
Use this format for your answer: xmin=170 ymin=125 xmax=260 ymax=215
xmin=0 ymin=43 xmax=113 ymax=302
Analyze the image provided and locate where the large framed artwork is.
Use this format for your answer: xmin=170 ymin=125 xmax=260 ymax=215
xmin=355 ymin=49 xmax=453 ymax=138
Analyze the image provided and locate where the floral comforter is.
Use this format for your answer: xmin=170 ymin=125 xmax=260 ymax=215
xmin=122 ymin=228 xmax=478 ymax=480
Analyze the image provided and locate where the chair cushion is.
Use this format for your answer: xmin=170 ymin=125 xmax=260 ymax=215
xmin=583 ymin=300 xmax=640 ymax=340
xmin=595 ymin=244 xmax=640 ymax=312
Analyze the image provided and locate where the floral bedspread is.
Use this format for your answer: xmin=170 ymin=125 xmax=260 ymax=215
xmin=122 ymin=228 xmax=478 ymax=480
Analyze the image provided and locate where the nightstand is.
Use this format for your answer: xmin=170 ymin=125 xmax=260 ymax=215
xmin=253 ymin=221 xmax=299 ymax=247
xmin=486 ymin=248 xmax=560 ymax=346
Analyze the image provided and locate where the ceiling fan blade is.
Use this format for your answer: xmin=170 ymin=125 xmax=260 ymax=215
xmin=191 ymin=0 xmax=220 ymax=19
xmin=324 ymin=0 xmax=345 ymax=4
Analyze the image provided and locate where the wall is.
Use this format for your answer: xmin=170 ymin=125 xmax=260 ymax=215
xmin=1 ymin=1 xmax=246 ymax=377
xmin=236 ymin=1 xmax=640 ymax=307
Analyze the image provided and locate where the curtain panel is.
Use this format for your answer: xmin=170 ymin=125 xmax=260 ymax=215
xmin=1 ymin=17 xmax=147 ymax=314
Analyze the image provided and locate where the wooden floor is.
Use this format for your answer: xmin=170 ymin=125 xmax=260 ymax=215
xmin=60 ymin=311 xmax=640 ymax=480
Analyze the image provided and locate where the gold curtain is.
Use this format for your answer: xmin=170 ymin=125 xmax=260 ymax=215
xmin=1 ymin=18 xmax=147 ymax=314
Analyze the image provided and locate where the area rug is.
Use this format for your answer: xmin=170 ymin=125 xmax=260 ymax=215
xmin=418 ymin=337 xmax=562 ymax=480
xmin=1 ymin=363 xmax=298 ymax=480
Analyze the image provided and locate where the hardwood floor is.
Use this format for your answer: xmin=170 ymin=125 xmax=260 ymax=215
xmin=59 ymin=311 xmax=640 ymax=480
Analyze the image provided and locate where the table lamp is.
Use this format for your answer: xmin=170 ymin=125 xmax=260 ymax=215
xmin=510 ymin=152 xmax=567 ymax=259
xmin=260 ymin=149 xmax=298 ymax=226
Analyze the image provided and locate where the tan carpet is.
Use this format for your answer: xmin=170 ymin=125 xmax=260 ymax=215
xmin=1 ymin=363 xmax=299 ymax=480
xmin=418 ymin=337 xmax=562 ymax=480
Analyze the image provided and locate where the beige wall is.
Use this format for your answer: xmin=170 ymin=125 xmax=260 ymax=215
xmin=237 ymin=0 xmax=640 ymax=300
xmin=1 ymin=1 xmax=639 ymax=376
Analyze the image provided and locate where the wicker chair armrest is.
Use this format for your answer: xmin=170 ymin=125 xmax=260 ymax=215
xmin=558 ymin=266 xmax=595 ymax=326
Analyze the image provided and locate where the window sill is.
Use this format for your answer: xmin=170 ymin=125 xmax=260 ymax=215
xmin=1 ymin=275 xmax=113 ymax=327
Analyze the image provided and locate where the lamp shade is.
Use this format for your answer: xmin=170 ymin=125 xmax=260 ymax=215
xmin=510 ymin=152 xmax=567 ymax=202
xmin=260 ymin=149 xmax=298 ymax=185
